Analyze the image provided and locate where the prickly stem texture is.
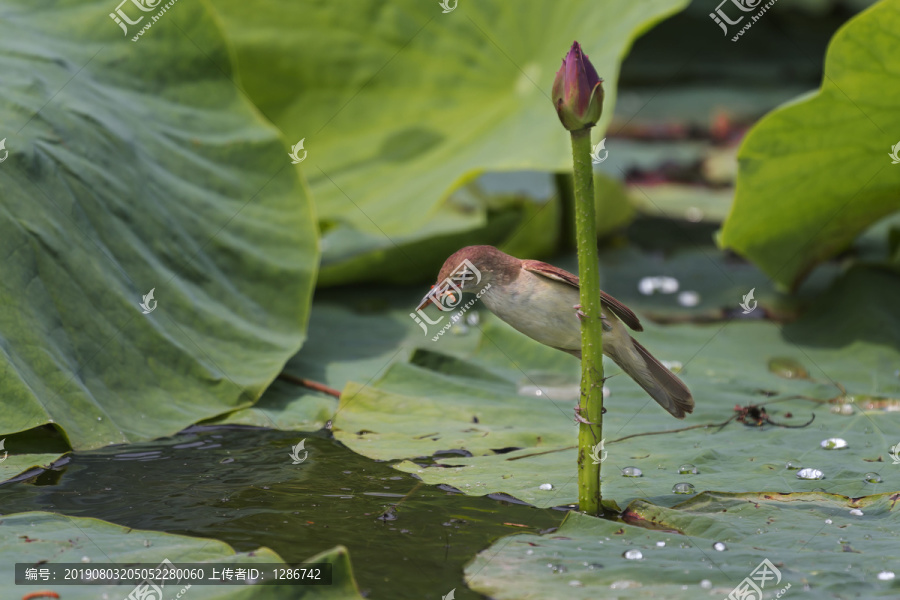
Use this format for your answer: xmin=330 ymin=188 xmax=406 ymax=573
xmin=570 ymin=128 xmax=604 ymax=515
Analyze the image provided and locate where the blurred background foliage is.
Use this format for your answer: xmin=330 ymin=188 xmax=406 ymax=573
xmin=205 ymin=0 xmax=897 ymax=289
xmin=1 ymin=0 xmax=899 ymax=597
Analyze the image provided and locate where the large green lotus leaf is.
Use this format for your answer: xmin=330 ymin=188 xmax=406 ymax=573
xmin=0 ymin=511 xmax=363 ymax=599
xmin=335 ymin=265 xmax=900 ymax=508
xmin=0 ymin=0 xmax=317 ymax=452
xmin=719 ymin=0 xmax=900 ymax=289
xmin=212 ymin=240 xmax=580 ymax=429
xmin=0 ymin=426 xmax=70 ymax=483
xmin=317 ymin=171 xmax=563 ymax=286
xmin=465 ymin=494 xmax=899 ymax=600
xmin=318 ymin=167 xmax=633 ymax=286
xmin=207 ymin=295 xmax=426 ymax=429
xmin=207 ymin=0 xmax=686 ymax=281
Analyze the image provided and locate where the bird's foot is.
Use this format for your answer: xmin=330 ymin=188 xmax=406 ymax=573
xmin=573 ymin=304 xmax=586 ymax=321
xmin=574 ymin=304 xmax=612 ymax=331
xmin=574 ymin=405 xmax=606 ymax=425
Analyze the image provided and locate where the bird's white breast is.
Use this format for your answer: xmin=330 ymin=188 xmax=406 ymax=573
xmin=480 ymin=270 xmax=583 ymax=350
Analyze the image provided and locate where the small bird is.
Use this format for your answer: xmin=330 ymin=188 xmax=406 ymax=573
xmin=420 ymin=246 xmax=693 ymax=419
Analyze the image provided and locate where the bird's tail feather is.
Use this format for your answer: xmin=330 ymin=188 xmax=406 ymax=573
xmin=607 ymin=337 xmax=694 ymax=419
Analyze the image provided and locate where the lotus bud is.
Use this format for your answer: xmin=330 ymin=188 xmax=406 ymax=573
xmin=551 ymin=41 xmax=604 ymax=131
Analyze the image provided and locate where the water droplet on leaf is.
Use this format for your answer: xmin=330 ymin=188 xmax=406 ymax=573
xmin=662 ymin=360 xmax=684 ymax=374
xmin=622 ymin=466 xmax=643 ymax=477
xmin=796 ymin=468 xmax=824 ymax=480
xmin=678 ymin=291 xmax=700 ymax=307
xmin=678 ymin=464 xmax=698 ymax=474
xmin=672 ymin=482 xmax=696 ymax=494
xmin=767 ymin=357 xmax=809 ymax=379
xmin=821 ymin=438 xmax=848 ymax=450
xmin=548 ymin=563 xmax=567 ymax=573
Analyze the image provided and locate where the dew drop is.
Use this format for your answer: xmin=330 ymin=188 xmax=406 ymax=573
xmin=610 ymin=580 xmax=641 ymax=589
xmin=466 ymin=312 xmax=480 ymax=327
xmin=821 ymin=438 xmax=848 ymax=450
xmin=864 ymin=472 xmax=883 ymax=483
xmin=877 ymin=571 xmax=896 ymax=581
xmin=548 ymin=563 xmax=567 ymax=573
xmin=678 ymin=464 xmax=698 ymax=475
xmin=686 ymin=207 xmax=704 ymax=222
xmin=622 ymin=466 xmax=643 ymax=477
xmin=662 ymin=360 xmax=684 ymax=374
xmin=672 ymin=482 xmax=696 ymax=495
xmin=678 ymin=291 xmax=700 ymax=307
xmin=785 ymin=461 xmax=801 ymax=470
xmin=713 ymin=542 xmax=727 ymax=551
xmin=656 ymin=541 xmax=666 ymax=547
xmin=638 ymin=276 xmax=679 ymax=295
xmin=825 ymin=519 xmax=832 ymax=524
xmin=796 ymin=468 xmax=824 ymax=480
xmin=623 ymin=549 xmax=643 ymax=560
xmin=569 ymin=580 xmax=582 ymax=587
xmin=849 ymin=508 xmax=864 ymax=516
xmin=658 ymin=277 xmax=679 ymax=294
xmin=700 ymin=579 xmax=712 ymax=589
xmin=81 ymin=556 xmax=91 ymax=563
xmin=539 ymin=483 xmax=553 ymax=491
xmin=767 ymin=357 xmax=809 ymax=379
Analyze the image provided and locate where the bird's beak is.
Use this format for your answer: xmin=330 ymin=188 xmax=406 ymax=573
xmin=416 ymin=285 xmax=439 ymax=311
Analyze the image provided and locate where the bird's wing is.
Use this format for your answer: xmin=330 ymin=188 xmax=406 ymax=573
xmin=521 ymin=260 xmax=643 ymax=332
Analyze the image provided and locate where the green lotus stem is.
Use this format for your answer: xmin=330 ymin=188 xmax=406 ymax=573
xmin=552 ymin=40 xmax=606 ymax=516
xmin=570 ymin=128 xmax=605 ymax=515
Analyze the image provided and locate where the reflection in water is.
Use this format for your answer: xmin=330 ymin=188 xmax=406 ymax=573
xmin=0 ymin=426 xmax=562 ymax=599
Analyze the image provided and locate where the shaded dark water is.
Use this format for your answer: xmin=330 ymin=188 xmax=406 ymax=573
xmin=0 ymin=426 xmax=563 ymax=599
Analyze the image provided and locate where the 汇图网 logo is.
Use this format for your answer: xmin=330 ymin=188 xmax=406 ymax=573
xmin=410 ymin=259 xmax=491 ymax=340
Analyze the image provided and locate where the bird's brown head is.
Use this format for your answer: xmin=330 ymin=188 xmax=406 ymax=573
xmin=418 ymin=245 xmax=519 ymax=310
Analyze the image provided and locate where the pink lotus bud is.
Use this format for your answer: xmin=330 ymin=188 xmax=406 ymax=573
xmin=552 ymin=41 xmax=604 ymax=131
